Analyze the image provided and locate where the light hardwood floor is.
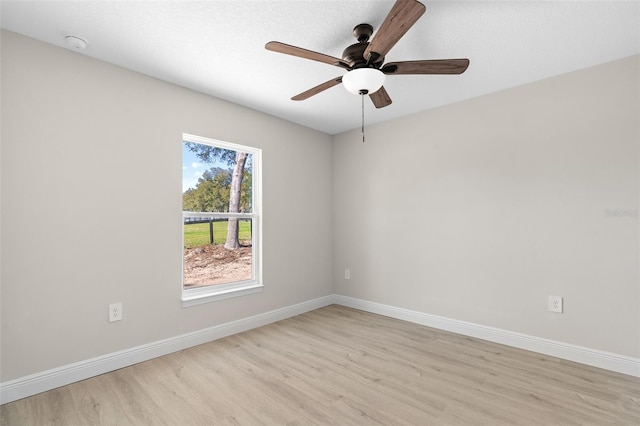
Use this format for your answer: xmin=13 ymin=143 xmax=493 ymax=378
xmin=2 ymin=305 xmax=639 ymax=425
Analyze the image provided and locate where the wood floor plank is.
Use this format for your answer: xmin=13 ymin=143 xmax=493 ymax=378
xmin=2 ymin=305 xmax=639 ymax=425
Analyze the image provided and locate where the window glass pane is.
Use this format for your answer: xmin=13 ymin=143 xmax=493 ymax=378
xmin=182 ymin=139 xmax=254 ymax=289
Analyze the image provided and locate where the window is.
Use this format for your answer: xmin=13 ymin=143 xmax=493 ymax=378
xmin=182 ymin=133 xmax=261 ymax=306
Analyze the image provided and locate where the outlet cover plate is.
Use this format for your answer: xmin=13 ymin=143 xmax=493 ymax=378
xmin=109 ymin=302 xmax=123 ymax=322
xmin=548 ymin=296 xmax=563 ymax=313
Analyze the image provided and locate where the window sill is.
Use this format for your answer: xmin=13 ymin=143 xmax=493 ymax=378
xmin=182 ymin=281 xmax=264 ymax=307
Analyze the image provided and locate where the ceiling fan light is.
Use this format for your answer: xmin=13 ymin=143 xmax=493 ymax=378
xmin=342 ymin=68 xmax=385 ymax=95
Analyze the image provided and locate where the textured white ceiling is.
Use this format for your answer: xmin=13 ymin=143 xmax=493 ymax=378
xmin=2 ymin=1 xmax=639 ymax=135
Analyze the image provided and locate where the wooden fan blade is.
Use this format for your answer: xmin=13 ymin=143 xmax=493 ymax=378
xmin=382 ymin=59 xmax=470 ymax=75
xmin=364 ymin=0 xmax=426 ymax=63
xmin=266 ymin=41 xmax=351 ymax=69
xmin=292 ymin=76 xmax=343 ymax=101
xmin=369 ymin=86 xmax=392 ymax=108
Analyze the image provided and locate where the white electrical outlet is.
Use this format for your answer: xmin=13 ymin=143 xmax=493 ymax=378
xmin=344 ymin=269 xmax=351 ymax=280
xmin=109 ymin=302 xmax=123 ymax=322
xmin=548 ymin=296 xmax=563 ymax=313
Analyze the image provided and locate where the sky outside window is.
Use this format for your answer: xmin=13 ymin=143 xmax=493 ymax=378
xmin=182 ymin=142 xmax=226 ymax=192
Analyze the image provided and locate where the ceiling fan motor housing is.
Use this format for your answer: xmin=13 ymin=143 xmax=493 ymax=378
xmin=343 ymin=24 xmax=384 ymax=68
xmin=343 ymin=43 xmax=384 ymax=68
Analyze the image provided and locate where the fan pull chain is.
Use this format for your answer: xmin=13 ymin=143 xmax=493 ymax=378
xmin=361 ymin=93 xmax=365 ymax=143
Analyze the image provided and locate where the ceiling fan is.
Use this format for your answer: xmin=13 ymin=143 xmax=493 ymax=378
xmin=265 ymin=0 xmax=469 ymax=108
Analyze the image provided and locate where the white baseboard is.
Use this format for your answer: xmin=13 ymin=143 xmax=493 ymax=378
xmin=0 ymin=295 xmax=334 ymax=405
xmin=333 ymin=295 xmax=640 ymax=378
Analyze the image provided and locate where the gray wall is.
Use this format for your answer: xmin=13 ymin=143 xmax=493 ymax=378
xmin=1 ymin=30 xmax=334 ymax=381
xmin=333 ymin=55 xmax=639 ymax=358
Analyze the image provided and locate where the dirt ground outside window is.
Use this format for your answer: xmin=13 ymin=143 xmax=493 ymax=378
xmin=183 ymin=244 xmax=252 ymax=287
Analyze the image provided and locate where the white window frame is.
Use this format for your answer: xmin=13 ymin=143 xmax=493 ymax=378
xmin=182 ymin=133 xmax=262 ymax=307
